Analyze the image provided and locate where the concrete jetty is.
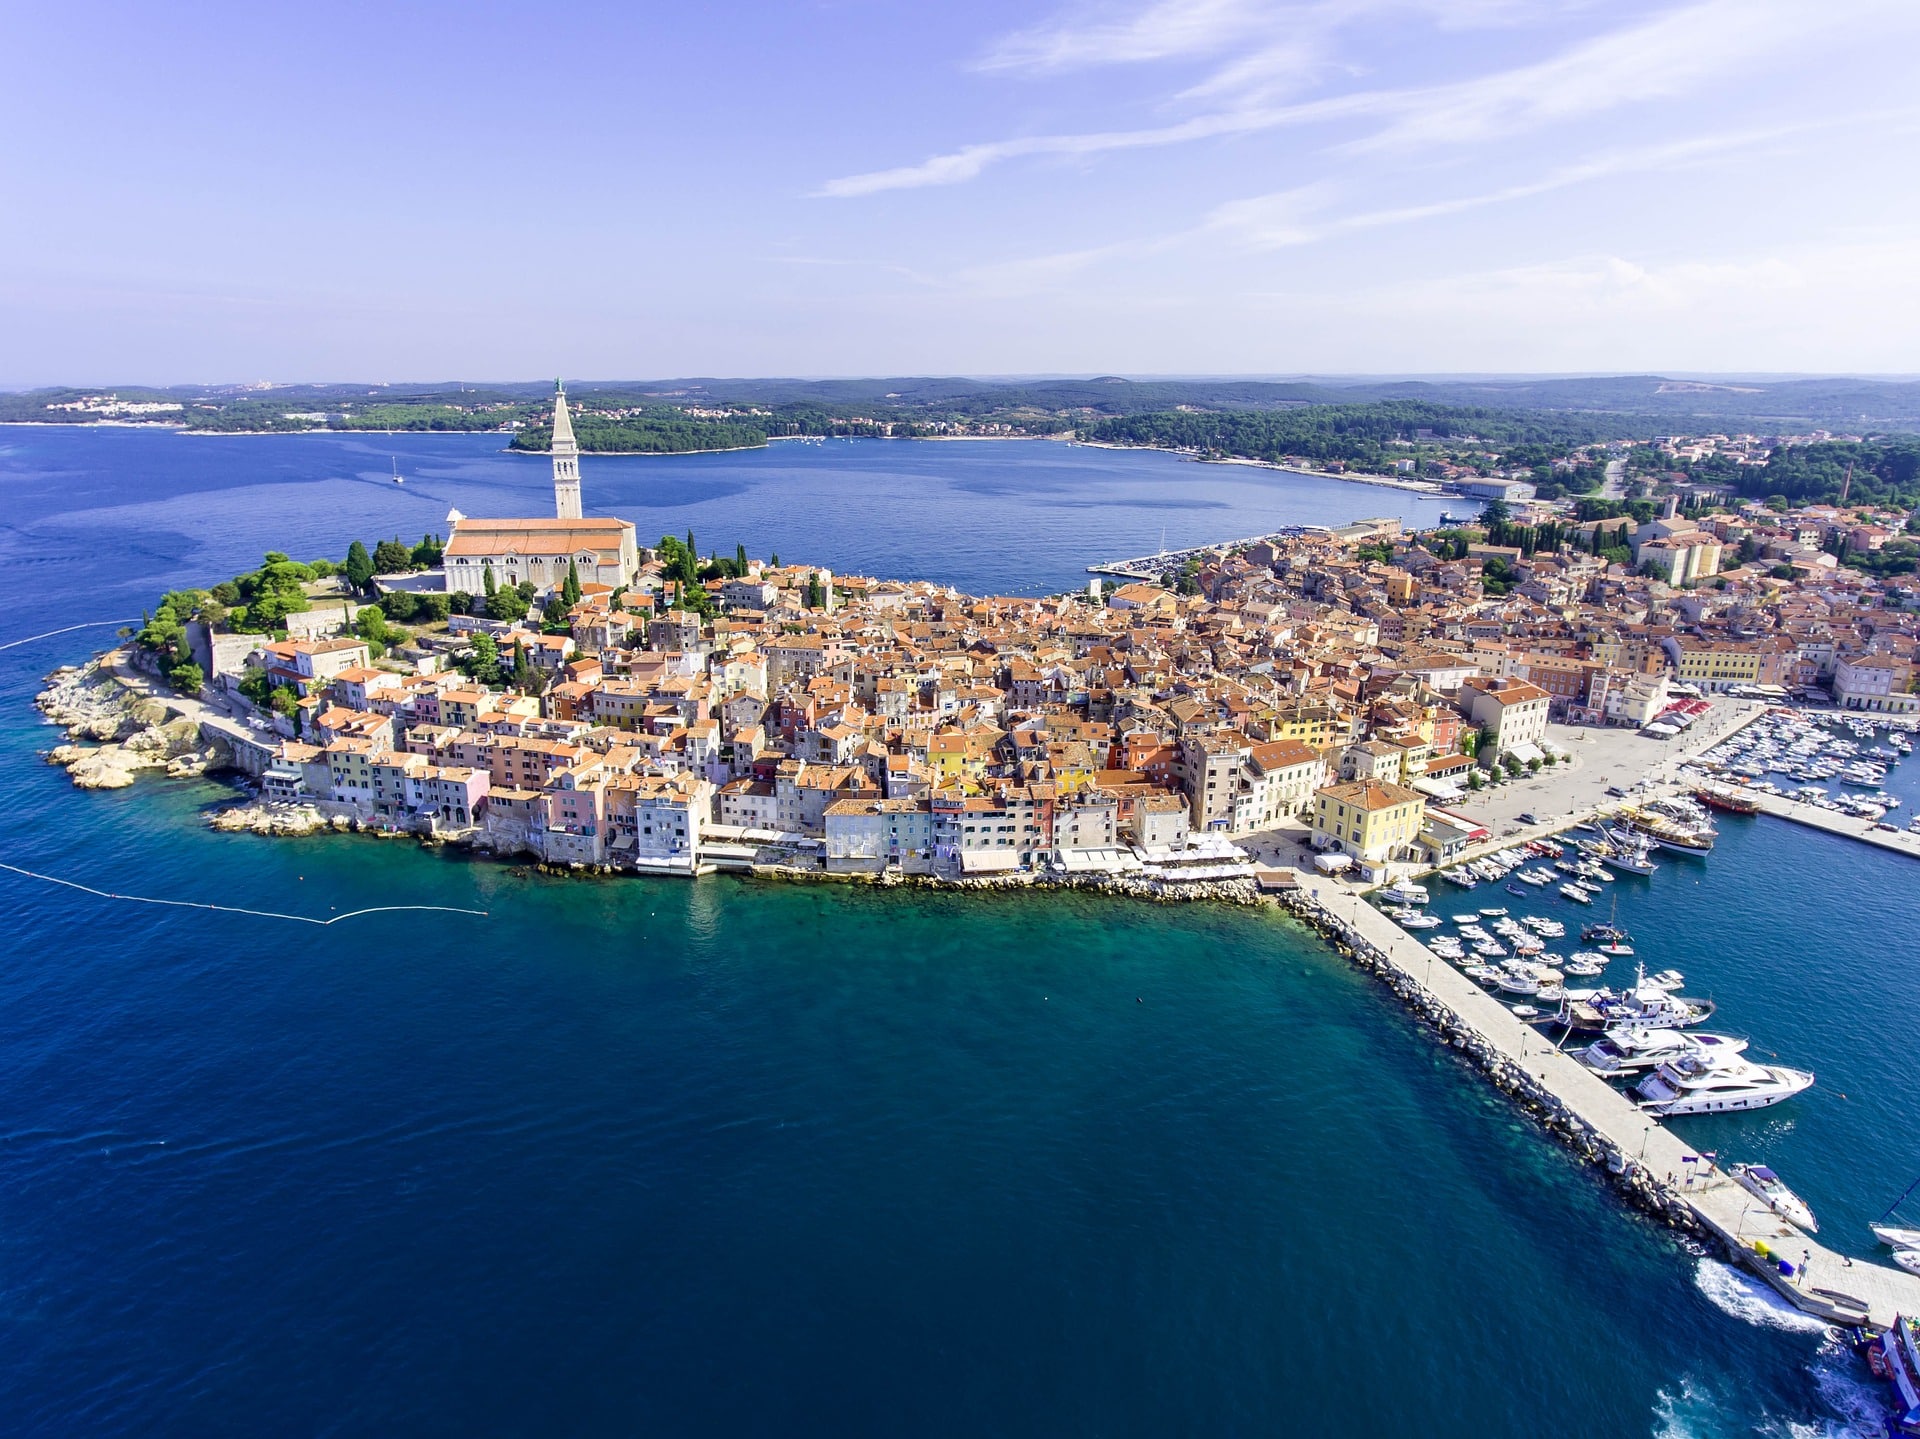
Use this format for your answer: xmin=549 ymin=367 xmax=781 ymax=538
xmin=1287 ymin=874 xmax=1920 ymax=1328
xmin=1734 ymin=787 xmax=1920 ymax=862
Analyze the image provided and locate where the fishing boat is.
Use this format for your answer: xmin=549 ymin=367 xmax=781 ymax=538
xmin=1730 ymin=1163 xmax=1818 ymax=1230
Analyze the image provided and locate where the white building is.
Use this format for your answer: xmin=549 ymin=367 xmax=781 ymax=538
xmin=440 ymin=378 xmax=639 ymax=597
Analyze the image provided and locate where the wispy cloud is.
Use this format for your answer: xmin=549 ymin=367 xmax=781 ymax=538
xmin=817 ymin=0 xmax=1920 ymax=198
xmin=944 ymin=111 xmax=1916 ymax=294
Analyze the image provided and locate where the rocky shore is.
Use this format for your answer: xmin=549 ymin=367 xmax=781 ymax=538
xmin=36 ymin=657 xmax=233 ymax=789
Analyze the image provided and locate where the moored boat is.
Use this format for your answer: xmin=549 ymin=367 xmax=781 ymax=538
xmin=1731 ymin=1162 xmax=1818 ymax=1231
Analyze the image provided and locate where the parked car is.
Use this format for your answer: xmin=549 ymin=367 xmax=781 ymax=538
xmin=1518 ymin=811 xmax=1539 ymax=824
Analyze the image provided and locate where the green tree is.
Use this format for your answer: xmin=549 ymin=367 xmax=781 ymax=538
xmin=238 ymin=665 xmax=272 ymax=708
xmin=486 ymin=586 xmax=525 ymax=621
xmin=166 ymin=660 xmax=204 ymax=695
xmin=410 ymin=533 xmax=444 ymax=568
xmin=484 ymin=566 xmax=498 ymax=597
xmin=269 ymin=686 xmax=299 ymax=719
xmin=463 ymin=633 xmax=502 ymax=684
xmin=562 ymin=559 xmax=582 ymax=607
xmin=511 ymin=640 xmax=533 ymax=690
xmin=344 ymin=540 xmax=375 ymax=590
xmin=807 ymin=572 xmax=824 ymax=608
xmin=372 ymin=537 xmax=414 ymax=573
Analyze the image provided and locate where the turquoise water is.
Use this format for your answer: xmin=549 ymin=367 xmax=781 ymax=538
xmin=0 ymin=428 xmax=1905 ymax=1435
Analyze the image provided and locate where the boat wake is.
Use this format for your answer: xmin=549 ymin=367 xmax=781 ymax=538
xmin=1651 ymin=1263 xmax=1887 ymax=1438
xmin=1693 ymin=1258 xmax=1832 ymax=1334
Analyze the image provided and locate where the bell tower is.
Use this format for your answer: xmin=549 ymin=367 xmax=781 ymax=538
xmin=551 ymin=378 xmax=582 ymax=520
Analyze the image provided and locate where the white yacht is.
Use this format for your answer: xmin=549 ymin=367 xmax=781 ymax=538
xmin=1731 ymin=1163 xmax=1817 ymax=1232
xmin=1381 ymin=879 xmax=1429 ymax=905
xmin=1579 ymin=1027 xmax=1748 ymax=1076
xmin=1633 ymin=1055 xmax=1814 ymax=1115
xmin=1557 ymin=966 xmax=1716 ymax=1033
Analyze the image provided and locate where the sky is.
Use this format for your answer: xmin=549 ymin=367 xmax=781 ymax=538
xmin=4 ymin=0 xmax=1919 ymax=384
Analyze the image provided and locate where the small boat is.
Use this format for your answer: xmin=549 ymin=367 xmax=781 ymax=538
xmin=1596 ymin=941 xmax=1636 ymax=958
xmin=1646 ymin=969 xmax=1685 ymax=991
xmin=1873 ymin=1223 xmax=1920 ymax=1249
xmin=1893 ymin=1251 xmax=1920 ymax=1276
xmin=1480 ymin=907 xmax=1508 ymax=918
xmin=1509 ymin=1003 xmax=1542 ymax=1020
xmin=1731 ymin=1163 xmax=1818 ymax=1232
xmin=1506 ymin=882 xmax=1529 ymax=897
xmin=1559 ymin=884 xmax=1593 ymax=904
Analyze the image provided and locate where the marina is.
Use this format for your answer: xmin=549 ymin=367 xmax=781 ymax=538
xmin=1291 ymin=872 xmax=1920 ymax=1328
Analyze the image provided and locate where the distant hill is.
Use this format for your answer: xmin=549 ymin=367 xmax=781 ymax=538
xmin=7 ymin=374 xmax=1920 ymax=434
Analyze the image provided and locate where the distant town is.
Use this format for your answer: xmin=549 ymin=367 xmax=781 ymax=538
xmin=40 ymin=380 xmax=1920 ymax=894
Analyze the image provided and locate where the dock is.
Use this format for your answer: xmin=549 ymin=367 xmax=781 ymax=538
xmin=1288 ymin=875 xmax=1920 ymax=1328
xmin=1734 ymin=786 xmax=1920 ymax=862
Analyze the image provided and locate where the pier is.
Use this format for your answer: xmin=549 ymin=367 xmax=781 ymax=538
xmin=1287 ymin=874 xmax=1920 ymax=1328
xmin=1734 ymin=786 xmax=1920 ymax=861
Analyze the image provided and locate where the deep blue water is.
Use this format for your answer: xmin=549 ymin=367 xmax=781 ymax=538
xmin=0 ymin=427 xmax=1907 ymax=1436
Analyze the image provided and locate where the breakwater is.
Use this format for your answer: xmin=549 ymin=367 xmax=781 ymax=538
xmin=1282 ymin=875 xmax=1920 ymax=1328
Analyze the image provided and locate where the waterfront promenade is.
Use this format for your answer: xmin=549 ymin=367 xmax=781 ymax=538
xmin=1294 ymin=871 xmax=1920 ymax=1328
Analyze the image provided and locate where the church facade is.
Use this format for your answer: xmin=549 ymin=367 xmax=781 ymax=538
xmin=441 ymin=380 xmax=640 ymax=597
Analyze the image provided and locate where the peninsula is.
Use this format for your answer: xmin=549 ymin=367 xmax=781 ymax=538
xmin=37 ymin=387 xmax=1920 ymax=898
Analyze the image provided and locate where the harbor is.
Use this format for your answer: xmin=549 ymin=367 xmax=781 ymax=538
xmin=1284 ymin=701 xmax=1920 ymax=1338
xmin=1286 ymin=871 xmax=1920 ymax=1328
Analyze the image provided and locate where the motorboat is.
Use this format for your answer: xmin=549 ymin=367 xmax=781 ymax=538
xmin=1646 ymin=969 xmax=1685 ymax=991
xmin=1559 ymin=883 xmax=1593 ymax=904
xmin=1509 ymin=1004 xmax=1542 ymax=1020
xmin=1556 ymin=965 xmax=1717 ymax=1033
xmin=1895 ymin=1252 xmax=1920 ymax=1277
xmin=1480 ymin=907 xmax=1509 ymax=918
xmin=1579 ymin=1027 xmax=1749 ymax=1076
xmin=1874 ymin=1223 xmax=1920 ymax=1250
xmin=1634 ymin=1056 xmax=1814 ymax=1115
xmin=1518 ymin=868 xmax=1554 ymax=886
xmin=1381 ymin=879 xmax=1429 ymax=905
xmin=1731 ymin=1163 xmax=1818 ymax=1232
xmin=1451 ymin=913 xmax=1479 ymax=925
xmin=1441 ymin=869 xmax=1479 ymax=889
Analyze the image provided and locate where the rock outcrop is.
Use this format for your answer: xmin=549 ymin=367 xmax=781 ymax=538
xmin=37 ymin=656 xmax=230 ymax=791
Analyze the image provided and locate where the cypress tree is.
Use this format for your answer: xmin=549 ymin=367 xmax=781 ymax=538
xmin=484 ymin=566 xmax=497 ymax=597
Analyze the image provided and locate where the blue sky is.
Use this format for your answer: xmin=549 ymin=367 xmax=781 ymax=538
xmin=5 ymin=0 xmax=1918 ymax=383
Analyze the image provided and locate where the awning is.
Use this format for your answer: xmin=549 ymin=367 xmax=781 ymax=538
xmin=1313 ymin=852 xmax=1354 ymax=874
xmin=1505 ymin=741 xmax=1545 ymax=764
xmin=960 ymin=849 xmax=1023 ymax=874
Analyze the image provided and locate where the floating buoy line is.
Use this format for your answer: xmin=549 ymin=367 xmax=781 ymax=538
xmin=0 ymin=861 xmax=487 ymax=927
xmin=0 ymin=619 xmax=141 ymax=653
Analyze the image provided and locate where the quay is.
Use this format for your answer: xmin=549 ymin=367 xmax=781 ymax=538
xmin=1732 ymin=786 xmax=1920 ymax=862
xmin=1286 ymin=872 xmax=1920 ymax=1329
xmin=1089 ymin=527 xmax=1329 ymax=583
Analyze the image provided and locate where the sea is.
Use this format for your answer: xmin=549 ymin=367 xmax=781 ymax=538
xmin=0 ymin=426 xmax=1912 ymax=1437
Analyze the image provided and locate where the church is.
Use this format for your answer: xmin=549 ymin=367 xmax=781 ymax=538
xmin=441 ymin=380 xmax=641 ymax=597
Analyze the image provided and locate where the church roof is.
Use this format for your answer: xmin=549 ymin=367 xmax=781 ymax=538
xmin=445 ymin=516 xmax=632 ymax=558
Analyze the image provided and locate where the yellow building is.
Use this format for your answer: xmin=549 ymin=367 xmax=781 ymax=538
xmin=1670 ymin=639 xmax=1763 ymax=692
xmin=1312 ymin=780 xmax=1426 ymax=865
